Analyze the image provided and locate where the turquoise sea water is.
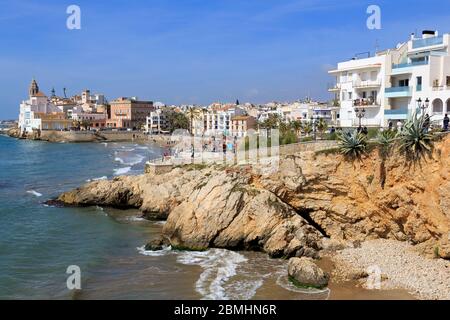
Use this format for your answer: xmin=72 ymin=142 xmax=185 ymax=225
xmin=0 ymin=135 xmax=165 ymax=299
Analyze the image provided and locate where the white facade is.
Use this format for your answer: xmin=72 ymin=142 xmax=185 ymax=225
xmin=330 ymin=30 xmax=450 ymax=127
xmin=146 ymin=109 xmax=168 ymax=134
xmin=18 ymin=95 xmax=59 ymax=133
xmin=329 ymin=54 xmax=386 ymax=127
xmin=193 ymin=106 xmax=246 ymax=136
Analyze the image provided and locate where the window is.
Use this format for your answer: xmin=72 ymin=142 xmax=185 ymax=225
xmin=417 ymin=76 xmax=422 ymax=91
xmin=362 ymin=92 xmax=367 ymax=99
xmin=446 ymin=76 xmax=450 ymax=87
xmin=348 ymin=92 xmax=353 ymax=100
xmin=371 ymin=71 xmax=378 ymax=81
xmin=399 ymin=79 xmax=409 ymax=87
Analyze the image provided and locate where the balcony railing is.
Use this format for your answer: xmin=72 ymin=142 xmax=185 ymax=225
xmin=412 ymin=36 xmax=443 ymax=49
xmin=353 ymin=98 xmax=380 ymax=107
xmin=385 ymin=109 xmax=408 ymax=115
xmin=353 ymin=80 xmax=381 ymax=88
xmin=328 ymin=83 xmax=341 ymax=91
xmin=385 ymin=86 xmax=412 ymax=93
xmin=392 ymin=60 xmax=428 ymax=69
xmin=432 ymin=85 xmax=450 ymax=91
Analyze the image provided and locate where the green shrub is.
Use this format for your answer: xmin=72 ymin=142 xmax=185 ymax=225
xmin=376 ymin=130 xmax=397 ymax=158
xmin=337 ymin=130 xmax=367 ymax=159
xmin=398 ymin=115 xmax=434 ymax=161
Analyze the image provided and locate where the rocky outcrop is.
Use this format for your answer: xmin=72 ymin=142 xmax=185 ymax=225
xmin=288 ymin=257 xmax=329 ymax=289
xmin=55 ymin=135 xmax=450 ymax=258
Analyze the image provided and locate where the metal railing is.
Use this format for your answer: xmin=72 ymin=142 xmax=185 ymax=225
xmin=353 ymin=98 xmax=380 ymax=107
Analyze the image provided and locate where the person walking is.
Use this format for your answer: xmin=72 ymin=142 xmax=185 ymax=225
xmin=443 ymin=114 xmax=449 ymax=131
xmin=396 ymin=120 xmax=403 ymax=132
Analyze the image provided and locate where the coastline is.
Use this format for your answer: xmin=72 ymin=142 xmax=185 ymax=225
xmin=5 ymin=127 xmax=176 ymax=147
xmin=51 ymin=134 xmax=450 ymax=300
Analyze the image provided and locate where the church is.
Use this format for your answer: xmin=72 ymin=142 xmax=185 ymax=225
xmin=18 ymin=79 xmax=68 ymax=133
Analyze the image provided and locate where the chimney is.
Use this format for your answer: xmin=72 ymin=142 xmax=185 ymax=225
xmin=422 ymin=30 xmax=436 ymax=39
xmin=411 ymin=33 xmax=415 ymax=40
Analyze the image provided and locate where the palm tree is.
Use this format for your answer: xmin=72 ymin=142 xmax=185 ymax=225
xmin=290 ymin=120 xmax=303 ymax=137
xmin=316 ymin=118 xmax=328 ymax=139
xmin=186 ymin=107 xmax=202 ymax=135
xmin=303 ymin=121 xmax=313 ymax=137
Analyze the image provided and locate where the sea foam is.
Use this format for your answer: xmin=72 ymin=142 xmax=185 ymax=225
xmin=113 ymin=167 xmax=131 ymax=176
xmin=177 ymin=249 xmax=249 ymax=300
xmin=27 ymin=190 xmax=42 ymax=197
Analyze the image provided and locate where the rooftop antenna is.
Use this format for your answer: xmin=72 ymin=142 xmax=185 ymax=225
xmin=63 ymin=87 xmax=67 ymax=98
xmin=375 ymin=39 xmax=379 ymax=54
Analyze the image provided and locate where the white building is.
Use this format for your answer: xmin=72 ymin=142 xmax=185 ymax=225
xmin=146 ymin=109 xmax=169 ymax=134
xmin=18 ymin=79 xmax=59 ymax=133
xmin=329 ymin=30 xmax=450 ymax=128
xmin=193 ymin=105 xmax=246 ymax=136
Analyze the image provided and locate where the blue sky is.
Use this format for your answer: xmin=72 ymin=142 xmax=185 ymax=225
xmin=1 ymin=0 xmax=450 ymax=119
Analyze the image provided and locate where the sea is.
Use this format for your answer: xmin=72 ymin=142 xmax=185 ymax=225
xmin=0 ymin=135 xmax=412 ymax=300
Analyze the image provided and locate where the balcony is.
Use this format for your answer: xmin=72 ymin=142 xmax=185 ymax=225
xmin=412 ymin=36 xmax=443 ymax=49
xmin=385 ymin=109 xmax=408 ymax=120
xmin=431 ymin=85 xmax=450 ymax=91
xmin=385 ymin=86 xmax=412 ymax=98
xmin=353 ymin=80 xmax=381 ymax=89
xmin=392 ymin=60 xmax=428 ymax=69
xmin=353 ymin=98 xmax=380 ymax=108
xmin=328 ymin=83 xmax=341 ymax=92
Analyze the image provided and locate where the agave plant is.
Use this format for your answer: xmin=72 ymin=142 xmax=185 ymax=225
xmin=398 ymin=115 xmax=434 ymax=161
xmin=337 ymin=130 xmax=367 ymax=159
xmin=376 ymin=129 xmax=397 ymax=159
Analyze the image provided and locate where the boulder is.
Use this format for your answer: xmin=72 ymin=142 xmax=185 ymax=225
xmin=288 ymin=257 xmax=329 ymax=289
xmin=145 ymin=236 xmax=169 ymax=251
xmin=437 ymin=237 xmax=450 ymax=260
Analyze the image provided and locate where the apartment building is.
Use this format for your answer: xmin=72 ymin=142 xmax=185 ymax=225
xmin=230 ymin=115 xmax=257 ymax=138
xmin=329 ymin=30 xmax=450 ymax=128
xmin=193 ymin=105 xmax=246 ymax=136
xmin=107 ymin=97 xmax=154 ymax=129
xmin=145 ymin=109 xmax=169 ymax=134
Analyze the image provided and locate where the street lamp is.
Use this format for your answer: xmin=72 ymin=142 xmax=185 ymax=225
xmin=355 ymin=107 xmax=366 ymax=128
xmin=417 ymin=98 xmax=429 ymax=115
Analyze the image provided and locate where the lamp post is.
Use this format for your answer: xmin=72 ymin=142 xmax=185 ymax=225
xmin=355 ymin=107 xmax=366 ymax=128
xmin=417 ymin=98 xmax=430 ymax=116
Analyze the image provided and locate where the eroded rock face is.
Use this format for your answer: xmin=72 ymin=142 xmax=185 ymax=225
xmin=254 ymin=136 xmax=450 ymax=244
xmin=56 ymin=136 xmax=450 ymax=257
xmin=163 ymin=170 xmax=323 ymax=257
xmin=288 ymin=257 xmax=329 ymax=288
